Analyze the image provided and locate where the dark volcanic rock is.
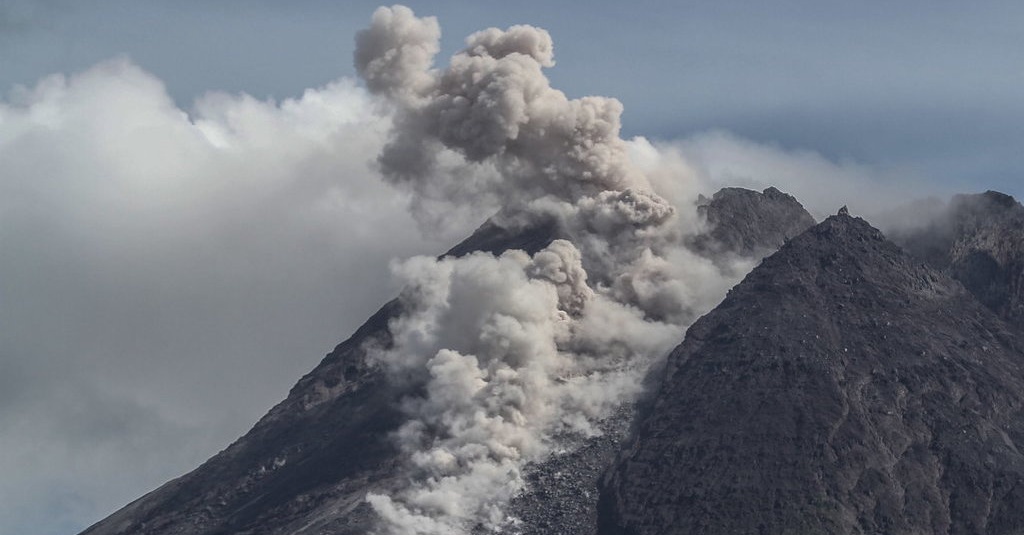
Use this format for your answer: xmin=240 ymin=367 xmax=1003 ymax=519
xmin=894 ymin=191 xmax=1024 ymax=329
xmin=493 ymin=406 xmax=636 ymax=535
xmin=692 ymin=186 xmax=817 ymax=258
xmin=80 ymin=217 xmax=559 ymax=535
xmin=599 ymin=213 xmax=1024 ymax=535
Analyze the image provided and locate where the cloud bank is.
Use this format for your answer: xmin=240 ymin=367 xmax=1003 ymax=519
xmin=0 ymin=57 xmax=455 ymax=534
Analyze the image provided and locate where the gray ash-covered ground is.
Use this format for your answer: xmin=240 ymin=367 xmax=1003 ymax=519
xmin=484 ymin=406 xmax=635 ymax=535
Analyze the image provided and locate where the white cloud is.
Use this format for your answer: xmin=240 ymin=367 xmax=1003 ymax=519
xmin=0 ymin=57 xmax=461 ymax=534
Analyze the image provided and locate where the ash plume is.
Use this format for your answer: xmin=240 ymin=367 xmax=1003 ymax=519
xmin=355 ymin=6 xmax=757 ymax=533
xmin=355 ymin=5 xmax=655 ymax=234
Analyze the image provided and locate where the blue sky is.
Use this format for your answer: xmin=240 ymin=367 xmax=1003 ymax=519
xmin=2 ymin=2 xmax=1022 ymax=534
xmin=4 ymin=1 xmax=1022 ymax=198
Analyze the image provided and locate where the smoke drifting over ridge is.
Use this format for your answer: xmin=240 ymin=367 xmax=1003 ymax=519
xmin=355 ymin=5 xmax=659 ymax=235
xmin=354 ymin=6 xmax=754 ymax=533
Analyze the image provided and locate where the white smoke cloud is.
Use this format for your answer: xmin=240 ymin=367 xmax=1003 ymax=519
xmin=356 ymin=5 xmax=657 ymax=239
xmin=354 ymin=5 xmax=440 ymax=104
xmin=365 ymin=242 xmax=683 ymax=534
xmin=3 ymin=35 xmax=739 ymax=534
xmin=0 ymin=57 xmax=459 ymax=534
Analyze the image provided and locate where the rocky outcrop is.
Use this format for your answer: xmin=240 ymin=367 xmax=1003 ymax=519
xmin=598 ymin=212 xmax=1024 ymax=535
xmin=691 ymin=186 xmax=817 ymax=259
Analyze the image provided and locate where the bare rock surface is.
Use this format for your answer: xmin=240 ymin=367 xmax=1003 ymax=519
xmin=692 ymin=186 xmax=817 ymax=259
xmin=598 ymin=213 xmax=1024 ymax=535
xmin=486 ymin=406 xmax=636 ymax=535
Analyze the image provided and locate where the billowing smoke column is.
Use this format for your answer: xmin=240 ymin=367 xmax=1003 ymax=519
xmin=355 ymin=4 xmax=660 ymax=233
xmin=355 ymin=5 xmax=750 ymax=533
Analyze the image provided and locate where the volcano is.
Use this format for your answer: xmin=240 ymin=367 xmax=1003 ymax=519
xmin=81 ymin=190 xmax=1024 ymax=535
xmin=78 ymin=218 xmax=564 ymax=535
xmin=599 ymin=210 xmax=1024 ymax=535
xmin=80 ymin=189 xmax=1024 ymax=535
xmin=79 ymin=187 xmax=815 ymax=535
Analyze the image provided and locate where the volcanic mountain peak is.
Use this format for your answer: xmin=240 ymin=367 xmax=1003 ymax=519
xmin=720 ymin=211 xmax=965 ymax=318
xmin=693 ymin=186 xmax=817 ymax=259
xmin=953 ymin=190 xmax=1022 ymax=222
xmin=599 ymin=212 xmax=1024 ymax=535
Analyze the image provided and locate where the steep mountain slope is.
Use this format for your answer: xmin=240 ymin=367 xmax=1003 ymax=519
xmin=599 ymin=212 xmax=1024 ymax=535
xmin=80 ymin=217 xmax=561 ymax=535
xmin=894 ymin=191 xmax=1024 ymax=329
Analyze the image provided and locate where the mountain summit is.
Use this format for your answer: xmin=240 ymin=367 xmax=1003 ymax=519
xmin=599 ymin=212 xmax=1024 ymax=534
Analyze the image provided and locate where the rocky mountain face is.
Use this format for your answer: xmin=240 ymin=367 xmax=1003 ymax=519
xmin=893 ymin=191 xmax=1024 ymax=329
xmin=691 ymin=186 xmax=817 ymax=258
xmin=598 ymin=212 xmax=1024 ymax=534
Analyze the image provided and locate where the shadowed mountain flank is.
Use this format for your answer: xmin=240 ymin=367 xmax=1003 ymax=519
xmin=599 ymin=213 xmax=1024 ymax=535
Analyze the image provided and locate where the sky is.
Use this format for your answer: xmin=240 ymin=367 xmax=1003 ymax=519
xmin=2 ymin=1 xmax=1023 ymax=534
